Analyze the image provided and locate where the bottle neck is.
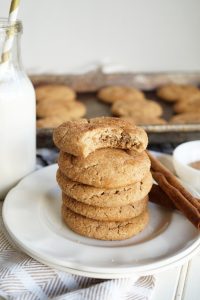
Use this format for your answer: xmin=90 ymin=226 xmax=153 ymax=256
xmin=0 ymin=20 xmax=23 ymax=70
xmin=9 ymin=34 xmax=23 ymax=69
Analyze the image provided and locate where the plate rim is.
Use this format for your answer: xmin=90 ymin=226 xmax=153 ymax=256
xmin=4 ymin=225 xmax=200 ymax=279
xmin=3 ymin=209 xmax=200 ymax=274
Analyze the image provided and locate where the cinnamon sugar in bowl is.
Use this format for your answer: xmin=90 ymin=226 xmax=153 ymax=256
xmin=173 ymin=141 xmax=200 ymax=193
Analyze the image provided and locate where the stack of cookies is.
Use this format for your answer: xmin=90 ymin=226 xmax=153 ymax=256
xmin=53 ymin=117 xmax=152 ymax=241
xmin=36 ymin=84 xmax=86 ymax=128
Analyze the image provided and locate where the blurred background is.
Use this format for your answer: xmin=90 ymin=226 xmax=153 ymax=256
xmin=1 ymin=0 xmax=200 ymax=74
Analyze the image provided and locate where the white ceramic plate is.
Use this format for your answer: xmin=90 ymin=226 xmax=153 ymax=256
xmin=2 ymin=154 xmax=200 ymax=278
xmin=10 ymin=231 xmax=200 ymax=279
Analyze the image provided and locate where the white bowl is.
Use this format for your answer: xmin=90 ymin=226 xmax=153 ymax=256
xmin=173 ymin=141 xmax=200 ymax=192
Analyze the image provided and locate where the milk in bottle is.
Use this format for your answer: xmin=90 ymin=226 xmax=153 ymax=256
xmin=0 ymin=19 xmax=36 ymax=199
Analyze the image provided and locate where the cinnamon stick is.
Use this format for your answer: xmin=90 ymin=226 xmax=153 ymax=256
xmin=149 ymin=184 xmax=200 ymax=214
xmin=148 ymin=151 xmax=200 ymax=212
xmin=149 ymin=184 xmax=176 ymax=210
xmin=152 ymin=171 xmax=200 ymax=230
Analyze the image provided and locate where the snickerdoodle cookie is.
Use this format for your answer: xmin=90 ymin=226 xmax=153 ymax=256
xmin=62 ymin=206 xmax=149 ymax=240
xmin=170 ymin=113 xmax=200 ymax=124
xmin=157 ymin=84 xmax=199 ymax=102
xmin=37 ymin=116 xmax=67 ymax=128
xmin=122 ymin=116 xmax=166 ymax=125
xmin=112 ymin=99 xmax=162 ymax=118
xmin=36 ymin=84 xmax=76 ymax=102
xmin=58 ymin=149 xmax=150 ymax=188
xmin=57 ymin=169 xmax=152 ymax=207
xmin=62 ymin=194 xmax=148 ymax=222
xmin=174 ymin=94 xmax=200 ymax=113
xmin=37 ymin=100 xmax=86 ymax=119
xmin=98 ymin=86 xmax=145 ymax=103
xmin=53 ymin=117 xmax=148 ymax=157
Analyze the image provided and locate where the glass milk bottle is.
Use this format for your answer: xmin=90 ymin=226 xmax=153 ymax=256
xmin=0 ymin=19 xmax=36 ymax=199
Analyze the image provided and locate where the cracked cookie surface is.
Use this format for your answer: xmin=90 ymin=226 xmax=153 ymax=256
xmin=62 ymin=194 xmax=148 ymax=221
xmin=57 ymin=169 xmax=152 ymax=207
xmin=62 ymin=207 xmax=149 ymax=240
xmin=53 ymin=117 xmax=148 ymax=157
xmin=58 ymin=148 xmax=151 ymax=188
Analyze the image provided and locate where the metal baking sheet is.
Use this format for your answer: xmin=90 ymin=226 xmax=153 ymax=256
xmin=32 ymin=71 xmax=200 ymax=148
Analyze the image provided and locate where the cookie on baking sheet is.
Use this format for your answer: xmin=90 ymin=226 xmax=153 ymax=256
xmin=35 ymin=84 xmax=76 ymax=102
xmin=62 ymin=193 xmax=148 ymax=222
xmin=62 ymin=206 xmax=149 ymax=240
xmin=36 ymin=97 xmax=75 ymax=106
xmin=57 ymin=169 xmax=152 ymax=207
xmin=170 ymin=113 xmax=200 ymax=124
xmin=37 ymin=116 xmax=68 ymax=128
xmin=122 ymin=116 xmax=166 ymax=125
xmin=58 ymin=149 xmax=151 ymax=188
xmin=53 ymin=117 xmax=148 ymax=157
xmin=36 ymin=100 xmax=86 ymax=119
xmin=97 ymin=86 xmax=145 ymax=103
xmin=112 ymin=99 xmax=162 ymax=118
xmin=179 ymin=91 xmax=200 ymax=102
xmin=157 ymin=84 xmax=199 ymax=102
xmin=174 ymin=94 xmax=200 ymax=113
